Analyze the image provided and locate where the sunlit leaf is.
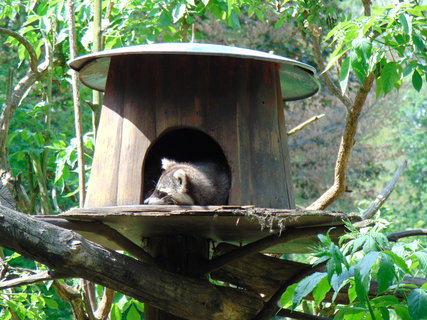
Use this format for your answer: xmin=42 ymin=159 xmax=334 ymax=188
xmin=377 ymin=253 xmax=395 ymax=294
xmin=339 ymin=57 xmax=351 ymax=95
xmin=172 ymin=3 xmax=186 ymax=23
xmin=312 ymin=276 xmax=331 ymax=305
xmin=292 ymin=272 xmax=327 ymax=308
xmin=408 ymin=289 xmax=427 ymax=320
xmin=412 ymin=32 xmax=425 ymax=52
xmin=280 ymin=283 xmax=297 ymax=309
xmin=381 ymin=62 xmax=402 ymax=94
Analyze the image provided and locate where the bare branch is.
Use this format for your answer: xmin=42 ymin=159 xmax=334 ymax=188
xmin=53 ymin=280 xmax=88 ymax=320
xmin=0 ymin=270 xmax=65 ymax=289
xmin=362 ymin=159 xmax=407 ymax=219
xmin=0 ymin=28 xmax=39 ymax=73
xmin=67 ymin=0 xmax=86 ymax=206
xmin=307 ymin=73 xmax=375 ymax=210
xmin=288 ymin=114 xmax=325 ymax=136
xmin=94 ymin=288 xmax=116 ymax=320
xmin=388 ymin=229 xmax=427 ymax=242
xmin=362 ymin=0 xmax=372 ymax=16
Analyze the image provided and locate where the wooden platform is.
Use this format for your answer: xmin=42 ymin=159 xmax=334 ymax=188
xmin=36 ymin=205 xmax=361 ymax=254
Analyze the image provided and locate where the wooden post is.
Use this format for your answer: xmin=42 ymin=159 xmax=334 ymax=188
xmin=144 ymin=236 xmax=210 ymax=319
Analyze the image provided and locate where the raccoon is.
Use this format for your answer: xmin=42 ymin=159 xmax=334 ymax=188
xmin=144 ymin=158 xmax=230 ymax=205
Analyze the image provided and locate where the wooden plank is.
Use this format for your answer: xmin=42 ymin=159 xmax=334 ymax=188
xmin=116 ymin=57 xmax=154 ymax=205
xmin=85 ymin=57 xmax=126 ymax=207
xmin=37 ymin=206 xmax=360 ymax=253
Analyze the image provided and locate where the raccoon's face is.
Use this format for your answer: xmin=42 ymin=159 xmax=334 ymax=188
xmin=144 ymin=160 xmax=195 ymax=205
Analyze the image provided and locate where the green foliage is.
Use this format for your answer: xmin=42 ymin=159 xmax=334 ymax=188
xmin=282 ymin=223 xmax=427 ymax=319
xmin=323 ymin=2 xmax=427 ymax=96
xmin=0 ymin=250 xmax=73 ymax=319
xmin=110 ymin=294 xmax=145 ymax=320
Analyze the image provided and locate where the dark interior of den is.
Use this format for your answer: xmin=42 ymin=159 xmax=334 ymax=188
xmin=142 ymin=127 xmax=231 ymax=202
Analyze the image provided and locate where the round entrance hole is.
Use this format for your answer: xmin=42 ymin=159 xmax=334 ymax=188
xmin=142 ymin=128 xmax=231 ymax=202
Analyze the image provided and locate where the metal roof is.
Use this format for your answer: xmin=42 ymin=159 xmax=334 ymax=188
xmin=68 ymin=43 xmax=320 ymax=101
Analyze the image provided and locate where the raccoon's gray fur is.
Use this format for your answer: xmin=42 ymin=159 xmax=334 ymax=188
xmin=144 ymin=159 xmax=230 ymax=205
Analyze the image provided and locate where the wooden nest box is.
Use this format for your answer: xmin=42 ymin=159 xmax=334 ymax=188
xmin=69 ymin=43 xmax=319 ymax=209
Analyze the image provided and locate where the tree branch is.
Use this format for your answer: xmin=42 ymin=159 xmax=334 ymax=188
xmin=388 ymin=230 xmax=427 ymax=242
xmin=0 ymin=205 xmax=263 ymax=319
xmin=0 ymin=270 xmax=65 ymax=289
xmin=67 ymin=0 xmax=86 ymax=207
xmin=0 ymin=28 xmax=39 ymax=73
xmin=53 ymin=280 xmax=88 ymax=320
xmin=288 ymin=114 xmax=325 ymax=136
xmin=362 ymin=159 xmax=407 ymax=219
xmin=307 ymin=73 xmax=375 ymax=210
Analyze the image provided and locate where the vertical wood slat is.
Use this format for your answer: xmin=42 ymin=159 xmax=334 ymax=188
xmin=85 ymin=58 xmax=126 ymax=207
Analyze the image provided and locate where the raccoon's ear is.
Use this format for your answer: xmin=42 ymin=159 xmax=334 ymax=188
xmin=161 ymin=158 xmax=176 ymax=170
xmin=173 ymin=169 xmax=187 ymax=190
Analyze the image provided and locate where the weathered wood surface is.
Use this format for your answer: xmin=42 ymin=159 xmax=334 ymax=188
xmin=85 ymin=55 xmax=295 ymax=209
xmin=211 ymin=243 xmax=309 ymax=299
xmin=0 ymin=205 xmax=263 ymax=320
xmin=36 ymin=205 xmax=361 ymax=254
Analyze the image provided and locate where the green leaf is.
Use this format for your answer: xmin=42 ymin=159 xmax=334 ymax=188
xmin=292 ymin=272 xmax=327 ymax=308
xmin=399 ymin=13 xmax=410 ymax=35
xmin=415 ymin=252 xmax=427 ymax=272
xmin=110 ymin=304 xmax=121 ymax=320
xmin=312 ymin=276 xmax=331 ymax=305
xmin=339 ymin=57 xmax=351 ymax=95
xmin=377 ymin=253 xmax=395 ymax=294
xmin=371 ymin=295 xmax=399 ymax=307
xmin=172 ymin=3 xmax=186 ymax=23
xmin=280 ymin=283 xmax=297 ymax=309
xmin=394 ymin=305 xmax=411 ymax=320
xmin=381 ymin=62 xmax=402 ymax=94
xmin=412 ymin=69 xmax=423 ymax=92
xmin=408 ymin=289 xmax=427 ymax=320
xmin=412 ymin=32 xmax=425 ymax=52
xmin=126 ymin=305 xmax=140 ymax=320
xmin=322 ymin=46 xmax=347 ymax=74
xmin=354 ymin=268 xmax=368 ymax=305
xmin=359 ymin=252 xmax=379 ymax=279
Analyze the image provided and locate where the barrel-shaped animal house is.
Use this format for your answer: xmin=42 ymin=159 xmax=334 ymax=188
xmin=68 ymin=43 xmax=319 ymax=209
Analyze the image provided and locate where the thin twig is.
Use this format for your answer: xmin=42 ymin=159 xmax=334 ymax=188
xmin=288 ymin=114 xmax=325 ymax=136
xmin=0 ymin=270 xmax=65 ymax=289
xmin=362 ymin=159 xmax=407 ymax=220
